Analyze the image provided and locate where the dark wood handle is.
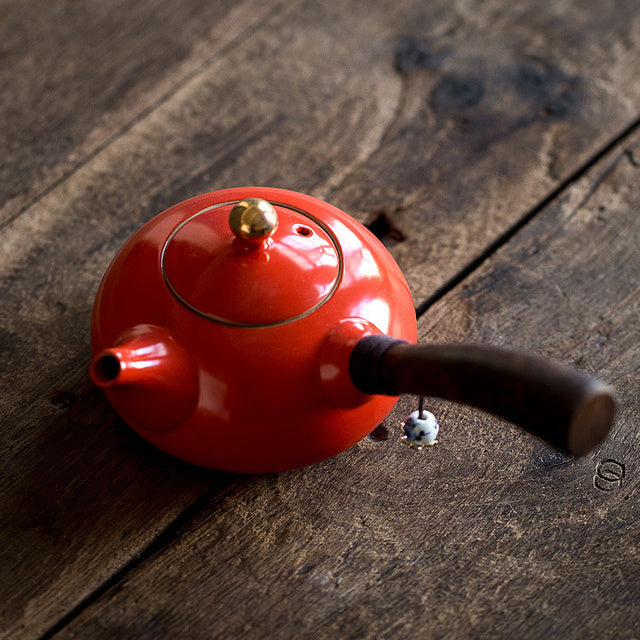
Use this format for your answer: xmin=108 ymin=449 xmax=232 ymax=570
xmin=349 ymin=337 xmax=616 ymax=456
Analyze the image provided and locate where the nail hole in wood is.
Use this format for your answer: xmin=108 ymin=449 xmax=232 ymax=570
xmin=49 ymin=391 xmax=77 ymax=410
xmin=367 ymin=424 xmax=389 ymax=442
xmin=366 ymin=212 xmax=406 ymax=247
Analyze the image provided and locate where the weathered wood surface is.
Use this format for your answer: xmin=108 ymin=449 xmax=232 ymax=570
xmin=53 ymin=125 xmax=640 ymax=640
xmin=0 ymin=0 xmax=286 ymax=228
xmin=1 ymin=0 xmax=639 ymax=638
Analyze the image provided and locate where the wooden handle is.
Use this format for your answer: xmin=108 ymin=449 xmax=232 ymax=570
xmin=349 ymin=337 xmax=616 ymax=456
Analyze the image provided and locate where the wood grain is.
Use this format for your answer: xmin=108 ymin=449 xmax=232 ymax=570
xmin=0 ymin=0 xmax=287 ymax=227
xmin=55 ymin=115 xmax=640 ymax=640
xmin=329 ymin=0 xmax=640 ymax=303
xmin=0 ymin=0 xmax=639 ymax=637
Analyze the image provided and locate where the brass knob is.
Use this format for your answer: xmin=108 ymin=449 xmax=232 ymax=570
xmin=229 ymin=198 xmax=278 ymax=243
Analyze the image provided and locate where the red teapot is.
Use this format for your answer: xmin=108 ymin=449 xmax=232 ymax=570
xmin=90 ymin=187 xmax=615 ymax=472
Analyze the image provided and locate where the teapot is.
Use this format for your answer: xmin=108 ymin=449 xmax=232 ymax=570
xmin=90 ymin=187 xmax=615 ymax=472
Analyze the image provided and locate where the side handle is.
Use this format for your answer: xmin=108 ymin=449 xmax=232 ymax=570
xmin=349 ymin=336 xmax=615 ymax=456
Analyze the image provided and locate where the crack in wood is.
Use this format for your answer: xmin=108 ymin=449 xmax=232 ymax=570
xmin=415 ymin=114 xmax=640 ymax=319
xmin=365 ymin=210 xmax=407 ymax=246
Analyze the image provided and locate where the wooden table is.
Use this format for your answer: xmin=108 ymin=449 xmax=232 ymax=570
xmin=2 ymin=1 xmax=639 ymax=638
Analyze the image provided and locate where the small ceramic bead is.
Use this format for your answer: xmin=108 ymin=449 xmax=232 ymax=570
xmin=402 ymin=410 xmax=439 ymax=449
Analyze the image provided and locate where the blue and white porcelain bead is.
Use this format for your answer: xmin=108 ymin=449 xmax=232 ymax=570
xmin=402 ymin=410 xmax=439 ymax=448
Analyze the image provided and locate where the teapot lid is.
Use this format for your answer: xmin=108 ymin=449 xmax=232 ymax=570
xmin=161 ymin=197 xmax=342 ymax=327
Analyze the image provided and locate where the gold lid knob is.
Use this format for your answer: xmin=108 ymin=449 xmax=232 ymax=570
xmin=229 ymin=198 xmax=278 ymax=243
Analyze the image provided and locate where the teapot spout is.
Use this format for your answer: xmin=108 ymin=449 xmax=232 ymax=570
xmin=90 ymin=324 xmax=198 ymax=433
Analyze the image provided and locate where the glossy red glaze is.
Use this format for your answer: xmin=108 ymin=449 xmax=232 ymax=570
xmin=163 ymin=205 xmax=340 ymax=326
xmin=91 ymin=187 xmax=417 ymax=473
xmin=90 ymin=324 xmax=198 ymax=433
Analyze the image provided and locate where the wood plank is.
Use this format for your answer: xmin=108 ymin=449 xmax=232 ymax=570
xmin=1 ymin=0 xmax=640 ymax=637
xmin=0 ymin=0 xmax=286 ymax=227
xmin=0 ymin=2 xmax=401 ymax=636
xmin=328 ymin=0 xmax=640 ymax=302
xmin=55 ymin=116 xmax=640 ymax=640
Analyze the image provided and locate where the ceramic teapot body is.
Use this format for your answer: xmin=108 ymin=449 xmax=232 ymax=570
xmin=92 ymin=187 xmax=615 ymax=472
xmin=91 ymin=187 xmax=416 ymax=472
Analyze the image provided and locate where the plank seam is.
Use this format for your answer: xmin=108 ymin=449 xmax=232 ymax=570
xmin=36 ymin=483 xmax=238 ymax=640
xmin=414 ymin=114 xmax=640 ymax=319
xmin=0 ymin=0 xmax=296 ymax=235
